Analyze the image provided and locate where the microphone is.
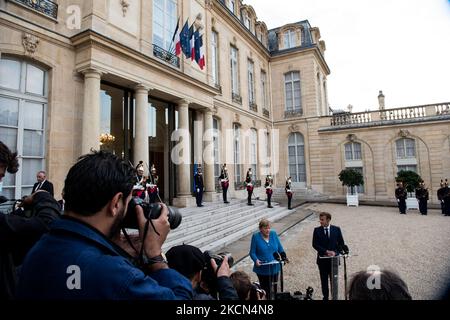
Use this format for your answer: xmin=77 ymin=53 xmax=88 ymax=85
xmin=338 ymin=244 xmax=349 ymax=255
xmin=273 ymin=251 xmax=289 ymax=263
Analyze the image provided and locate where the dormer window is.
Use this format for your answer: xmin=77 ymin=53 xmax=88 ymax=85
xmin=284 ymin=29 xmax=296 ymax=49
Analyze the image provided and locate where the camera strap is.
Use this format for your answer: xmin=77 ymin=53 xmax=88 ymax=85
xmin=121 ymin=218 xmax=160 ymax=266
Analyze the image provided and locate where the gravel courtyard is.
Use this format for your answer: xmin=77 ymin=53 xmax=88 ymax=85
xmin=234 ymin=203 xmax=450 ymax=300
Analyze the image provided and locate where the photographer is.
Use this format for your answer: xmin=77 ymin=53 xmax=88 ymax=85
xmin=16 ymin=151 xmax=192 ymax=299
xmin=1 ymin=141 xmax=61 ymax=299
xmin=166 ymin=244 xmax=238 ymax=300
xmin=230 ymin=271 xmax=266 ymax=300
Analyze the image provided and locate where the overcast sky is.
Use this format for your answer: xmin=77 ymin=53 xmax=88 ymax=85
xmin=244 ymin=0 xmax=450 ymax=112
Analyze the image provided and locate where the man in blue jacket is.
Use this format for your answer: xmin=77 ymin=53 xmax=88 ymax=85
xmin=312 ymin=212 xmax=346 ymax=300
xmin=16 ymin=151 xmax=192 ymax=300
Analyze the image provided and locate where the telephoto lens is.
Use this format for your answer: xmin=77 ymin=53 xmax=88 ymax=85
xmin=122 ymin=198 xmax=182 ymax=229
xmin=147 ymin=203 xmax=182 ymax=229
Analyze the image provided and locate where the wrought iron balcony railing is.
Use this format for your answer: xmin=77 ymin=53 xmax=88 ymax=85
xmin=232 ymin=92 xmax=242 ymax=104
xmin=263 ymin=108 xmax=270 ymax=117
xmin=285 ymin=109 xmax=303 ymax=118
xmin=152 ymin=44 xmax=180 ymax=68
xmin=249 ymin=102 xmax=258 ymax=112
xmin=10 ymin=0 xmax=58 ymax=19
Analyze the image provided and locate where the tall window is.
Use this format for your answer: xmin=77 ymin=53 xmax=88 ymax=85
xmin=250 ymin=128 xmax=258 ymax=180
xmin=230 ymin=46 xmax=239 ymax=96
xmin=247 ymin=60 xmax=255 ymax=106
xmin=396 ymin=138 xmax=417 ymax=173
xmin=345 ymin=142 xmax=362 ymax=161
xmin=243 ymin=13 xmax=250 ymax=29
xmin=0 ymin=57 xmax=47 ymax=199
xmin=396 ymin=138 xmax=416 ymax=159
xmin=261 ymin=71 xmax=268 ymax=108
xmin=285 ymin=71 xmax=301 ymax=112
xmin=233 ymin=124 xmax=241 ymax=185
xmin=228 ymin=0 xmax=235 ymax=13
xmin=153 ymin=0 xmax=178 ymax=51
xmin=211 ymin=31 xmax=219 ymax=86
xmin=213 ymin=118 xmax=220 ymax=181
xmin=284 ymin=29 xmax=296 ymax=49
xmin=288 ymin=133 xmax=306 ymax=185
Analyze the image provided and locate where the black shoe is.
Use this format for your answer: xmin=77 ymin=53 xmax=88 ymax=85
xmin=224 ymin=201 xmax=230 ymax=204
xmin=268 ymin=205 xmax=273 ymax=208
xmin=197 ymin=205 xmax=204 ymax=207
xmin=248 ymin=203 xmax=254 ymax=206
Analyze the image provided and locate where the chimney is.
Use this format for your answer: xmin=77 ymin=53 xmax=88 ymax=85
xmin=378 ymin=90 xmax=385 ymax=110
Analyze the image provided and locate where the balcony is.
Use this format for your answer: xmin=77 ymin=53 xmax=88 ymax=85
xmin=249 ymin=101 xmax=258 ymax=112
xmin=10 ymin=0 xmax=58 ymax=19
xmin=232 ymin=92 xmax=242 ymax=104
xmin=153 ymin=44 xmax=180 ymax=68
xmin=263 ymin=108 xmax=270 ymax=117
xmin=285 ymin=109 xmax=303 ymax=118
xmin=322 ymin=102 xmax=450 ymax=131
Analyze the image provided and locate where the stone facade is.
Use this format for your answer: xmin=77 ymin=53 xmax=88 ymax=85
xmin=0 ymin=0 xmax=448 ymax=206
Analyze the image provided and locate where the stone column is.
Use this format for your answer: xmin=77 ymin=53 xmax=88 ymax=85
xmin=81 ymin=69 xmax=102 ymax=154
xmin=134 ymin=85 xmax=150 ymax=171
xmin=203 ymin=108 xmax=216 ymax=201
xmin=175 ymin=100 xmax=191 ymax=198
xmin=194 ymin=111 xmax=204 ymax=165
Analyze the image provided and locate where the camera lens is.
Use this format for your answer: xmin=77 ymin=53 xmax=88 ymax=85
xmin=147 ymin=203 xmax=182 ymax=229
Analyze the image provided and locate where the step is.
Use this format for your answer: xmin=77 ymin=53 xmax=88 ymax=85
xmin=164 ymin=205 xmax=287 ymax=251
xmin=164 ymin=201 xmax=268 ymax=247
xmin=199 ymin=207 xmax=291 ymax=252
xmin=166 ymin=202 xmax=269 ymax=243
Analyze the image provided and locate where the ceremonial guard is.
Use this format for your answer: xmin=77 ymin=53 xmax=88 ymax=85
xmin=285 ymin=177 xmax=293 ymax=210
xmin=245 ymin=168 xmax=254 ymax=206
xmin=133 ymin=161 xmax=146 ymax=200
xmin=265 ymin=175 xmax=273 ymax=208
xmin=442 ymin=179 xmax=450 ymax=216
xmin=194 ymin=166 xmax=204 ymax=207
xmin=395 ymin=181 xmax=407 ymax=214
xmin=147 ymin=164 xmax=159 ymax=204
xmin=218 ymin=164 xmax=230 ymax=204
xmin=415 ymin=180 xmax=429 ymax=215
xmin=437 ymin=179 xmax=447 ymax=215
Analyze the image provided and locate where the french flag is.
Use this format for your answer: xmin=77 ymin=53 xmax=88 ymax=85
xmin=190 ymin=26 xmax=196 ymax=61
xmin=198 ymin=35 xmax=205 ymax=70
xmin=172 ymin=18 xmax=181 ymax=56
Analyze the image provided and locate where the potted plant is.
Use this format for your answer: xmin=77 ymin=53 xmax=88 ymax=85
xmin=339 ymin=168 xmax=364 ymax=206
xmin=396 ymin=170 xmax=421 ymax=210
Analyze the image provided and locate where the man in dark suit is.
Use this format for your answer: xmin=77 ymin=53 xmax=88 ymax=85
xmin=312 ymin=212 xmax=346 ymax=300
xmin=32 ymin=171 xmax=54 ymax=197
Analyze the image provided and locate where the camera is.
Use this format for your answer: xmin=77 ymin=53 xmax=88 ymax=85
xmin=275 ymin=287 xmax=314 ymax=300
xmin=249 ymin=282 xmax=266 ymax=300
xmin=121 ymin=197 xmax=182 ymax=230
xmin=201 ymin=251 xmax=234 ymax=295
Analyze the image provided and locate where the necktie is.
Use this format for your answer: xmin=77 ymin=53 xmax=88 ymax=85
xmin=325 ymin=228 xmax=329 ymax=238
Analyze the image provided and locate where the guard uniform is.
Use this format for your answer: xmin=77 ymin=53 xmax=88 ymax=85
xmin=265 ymin=175 xmax=273 ymax=208
xmin=246 ymin=169 xmax=254 ymax=206
xmin=285 ymin=178 xmax=293 ymax=210
xmin=219 ymin=165 xmax=230 ymax=204
xmin=415 ymin=182 xmax=429 ymax=215
xmin=395 ymin=183 xmax=407 ymax=214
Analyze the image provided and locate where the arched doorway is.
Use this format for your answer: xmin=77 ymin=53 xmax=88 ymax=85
xmin=288 ymin=132 xmax=306 ymax=188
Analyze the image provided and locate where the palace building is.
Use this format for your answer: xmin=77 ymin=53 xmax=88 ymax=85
xmin=1 ymin=0 xmax=449 ymax=206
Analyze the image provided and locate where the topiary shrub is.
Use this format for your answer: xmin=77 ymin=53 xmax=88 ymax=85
xmin=395 ymin=170 xmax=422 ymax=193
xmin=338 ymin=168 xmax=364 ymax=195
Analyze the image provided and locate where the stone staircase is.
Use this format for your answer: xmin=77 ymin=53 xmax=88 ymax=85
xmin=161 ymin=199 xmax=293 ymax=253
xmin=271 ymin=187 xmax=329 ymax=201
